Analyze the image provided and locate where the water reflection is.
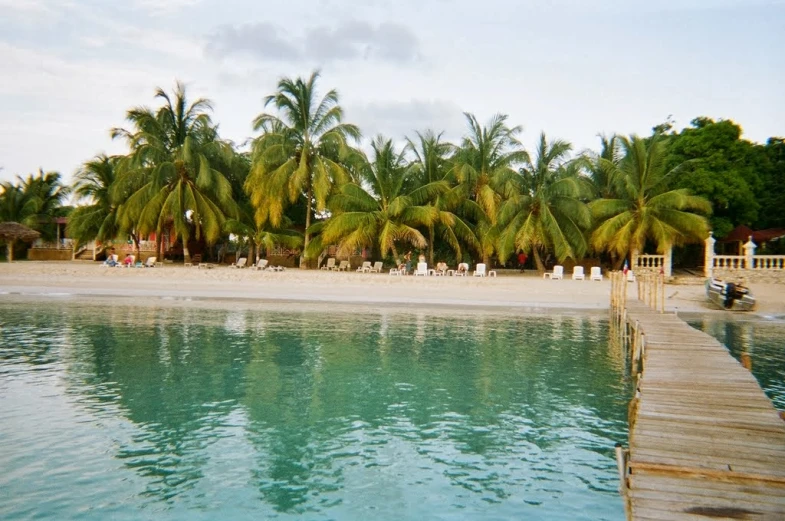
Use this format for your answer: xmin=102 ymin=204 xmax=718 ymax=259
xmin=0 ymin=302 xmax=629 ymax=520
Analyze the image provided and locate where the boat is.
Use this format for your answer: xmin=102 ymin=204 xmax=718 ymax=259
xmin=705 ymin=278 xmax=756 ymax=311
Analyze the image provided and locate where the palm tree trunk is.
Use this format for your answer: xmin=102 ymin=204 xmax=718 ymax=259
xmin=391 ymin=244 xmax=400 ymax=265
xmin=183 ymin=233 xmax=190 ymax=264
xmin=533 ymin=248 xmax=545 ymax=274
xmin=7 ymin=241 xmax=13 ymax=262
xmin=428 ymin=224 xmax=435 ymax=265
xmin=301 ymin=185 xmax=312 ymax=269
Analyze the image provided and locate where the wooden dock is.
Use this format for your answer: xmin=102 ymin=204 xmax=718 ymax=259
xmin=610 ymin=273 xmax=785 ymax=520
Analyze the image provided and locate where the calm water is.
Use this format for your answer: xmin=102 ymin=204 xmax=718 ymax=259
xmin=0 ymin=300 xmax=629 ymax=520
xmin=688 ymin=315 xmax=785 ymax=410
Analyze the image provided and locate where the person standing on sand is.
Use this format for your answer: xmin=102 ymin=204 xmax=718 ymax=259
xmin=518 ymin=251 xmax=527 ymax=272
xmin=404 ymin=251 xmax=413 ymax=275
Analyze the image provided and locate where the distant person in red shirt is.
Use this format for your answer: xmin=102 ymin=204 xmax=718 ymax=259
xmin=518 ymin=251 xmax=528 ymax=273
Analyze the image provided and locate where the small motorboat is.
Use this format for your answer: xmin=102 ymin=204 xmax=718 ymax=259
xmin=705 ymin=278 xmax=756 ymax=311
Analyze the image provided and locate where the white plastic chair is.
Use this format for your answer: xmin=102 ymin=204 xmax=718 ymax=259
xmin=143 ymin=256 xmax=157 ymax=268
xmin=572 ymin=266 xmax=585 ymax=280
xmin=414 ymin=262 xmax=429 ymax=276
xmin=473 ymin=263 xmax=486 ymax=277
xmin=356 ymin=261 xmax=372 ymax=272
xmin=321 ymin=258 xmax=336 ymax=270
xmin=590 ymin=267 xmax=603 ymax=281
xmin=254 ymin=259 xmax=269 ymax=270
xmin=336 ymin=260 xmax=349 ymax=271
xmin=454 ymin=262 xmax=469 ymax=276
xmin=231 ymin=257 xmax=247 ymax=268
xmin=544 ymin=265 xmax=564 ymax=279
xmin=369 ymin=261 xmax=383 ymax=273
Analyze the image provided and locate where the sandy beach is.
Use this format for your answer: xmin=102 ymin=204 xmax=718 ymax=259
xmin=1 ymin=261 xmax=784 ymax=316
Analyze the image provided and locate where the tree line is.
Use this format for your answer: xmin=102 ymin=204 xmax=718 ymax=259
xmin=1 ymin=70 xmax=782 ymax=269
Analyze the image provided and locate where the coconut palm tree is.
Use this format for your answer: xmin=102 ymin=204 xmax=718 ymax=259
xmin=223 ymin=200 xmax=303 ymax=264
xmin=13 ymin=169 xmax=70 ymax=241
xmin=67 ymin=155 xmax=122 ymax=248
xmin=111 ymin=82 xmax=238 ymax=263
xmin=247 ymin=70 xmax=360 ymax=267
xmin=306 ymin=136 xmax=441 ymax=262
xmin=451 ymin=113 xmax=527 ymax=264
xmin=498 ymin=133 xmax=593 ymax=272
xmin=587 ymin=134 xmax=623 ymax=199
xmin=406 ymin=130 xmax=476 ymax=264
xmin=589 ymin=134 xmax=711 ymax=261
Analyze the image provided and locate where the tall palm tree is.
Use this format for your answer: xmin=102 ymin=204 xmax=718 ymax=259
xmin=67 ymin=155 xmax=122 ymax=247
xmin=498 ymin=133 xmax=593 ymax=272
xmin=14 ymin=169 xmax=70 ymax=241
xmin=587 ymin=134 xmax=623 ymax=199
xmin=307 ymin=136 xmax=441 ymax=261
xmin=590 ymin=134 xmax=711 ymax=261
xmin=406 ymin=130 xmax=476 ymax=264
xmin=451 ymin=113 xmax=527 ymax=264
xmin=112 ymin=82 xmax=238 ymax=263
xmin=247 ymin=70 xmax=360 ymax=267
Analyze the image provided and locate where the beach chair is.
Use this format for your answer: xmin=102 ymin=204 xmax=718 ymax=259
xmin=473 ymin=263 xmax=487 ymax=277
xmin=119 ymin=255 xmax=135 ymax=268
xmin=572 ymin=266 xmax=585 ymax=280
xmin=454 ymin=262 xmax=469 ymax=276
xmin=590 ymin=267 xmax=603 ymax=281
xmin=414 ymin=262 xmax=429 ymax=276
xmin=434 ymin=262 xmax=447 ymax=276
xmin=544 ymin=265 xmax=564 ymax=279
xmin=231 ymin=257 xmax=247 ymax=268
xmin=336 ymin=260 xmax=349 ymax=271
xmin=100 ymin=254 xmax=119 ymax=267
xmin=369 ymin=261 xmax=383 ymax=273
xmin=253 ymin=259 xmax=268 ymax=270
xmin=139 ymin=256 xmax=157 ymax=268
xmin=356 ymin=261 xmax=372 ymax=273
xmin=321 ymin=258 xmax=336 ymax=270
xmin=389 ymin=267 xmax=402 ymax=276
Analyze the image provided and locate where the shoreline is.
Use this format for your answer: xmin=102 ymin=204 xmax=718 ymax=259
xmin=2 ymin=261 xmax=785 ymax=317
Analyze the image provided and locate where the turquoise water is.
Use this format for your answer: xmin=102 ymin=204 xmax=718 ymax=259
xmin=0 ymin=300 xmax=628 ymax=520
xmin=688 ymin=315 xmax=785 ymax=411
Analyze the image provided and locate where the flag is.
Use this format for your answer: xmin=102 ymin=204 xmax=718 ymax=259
xmin=622 ymin=260 xmax=629 ymax=275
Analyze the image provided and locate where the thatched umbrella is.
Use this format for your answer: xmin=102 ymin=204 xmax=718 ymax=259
xmin=0 ymin=222 xmax=41 ymax=262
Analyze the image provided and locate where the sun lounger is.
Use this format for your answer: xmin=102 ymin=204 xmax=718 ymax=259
xmin=369 ymin=261 xmax=383 ymax=273
xmin=590 ymin=266 xmax=603 ymax=281
xmin=230 ymin=257 xmax=247 ymax=268
xmin=544 ymin=265 xmax=564 ymax=279
xmin=389 ymin=268 xmax=402 ymax=276
xmin=336 ymin=260 xmax=349 ymax=271
xmin=473 ymin=263 xmax=487 ymax=277
xmin=100 ymin=254 xmax=119 ymax=267
xmin=572 ymin=266 xmax=585 ymax=280
xmin=118 ymin=255 xmax=135 ymax=268
xmin=253 ymin=259 xmax=269 ymax=270
xmin=321 ymin=258 xmax=336 ymax=270
xmin=356 ymin=261 xmax=372 ymax=273
xmin=454 ymin=262 xmax=469 ymax=276
xmin=142 ymin=256 xmax=157 ymax=268
xmin=414 ymin=262 xmax=429 ymax=276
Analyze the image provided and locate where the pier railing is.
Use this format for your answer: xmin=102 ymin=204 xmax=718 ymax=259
xmin=705 ymin=233 xmax=785 ymax=282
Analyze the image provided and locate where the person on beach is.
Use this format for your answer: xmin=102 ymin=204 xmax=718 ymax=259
xmin=404 ymin=251 xmax=413 ymax=275
xmin=103 ymin=248 xmax=117 ymax=267
xmin=457 ymin=263 xmax=467 ymax=275
xmin=123 ymin=254 xmax=133 ymax=267
xmin=518 ymin=251 xmax=528 ymax=272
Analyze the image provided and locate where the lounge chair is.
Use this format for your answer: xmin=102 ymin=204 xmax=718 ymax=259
xmin=389 ymin=267 xmax=402 ymax=276
xmin=544 ymin=265 xmax=564 ymax=279
xmin=231 ymin=257 xmax=247 ymax=268
xmin=454 ymin=262 xmax=469 ymax=276
xmin=336 ymin=260 xmax=349 ymax=271
xmin=369 ymin=261 xmax=383 ymax=273
xmin=414 ymin=262 xmax=429 ymax=276
xmin=590 ymin=267 xmax=603 ymax=281
xmin=142 ymin=256 xmax=157 ymax=268
xmin=119 ymin=255 xmax=135 ymax=268
xmin=253 ymin=259 xmax=269 ymax=270
xmin=572 ymin=266 xmax=585 ymax=280
xmin=356 ymin=261 xmax=372 ymax=273
xmin=101 ymin=254 xmax=119 ymax=267
xmin=321 ymin=258 xmax=336 ymax=270
xmin=434 ymin=262 xmax=448 ymax=276
xmin=473 ymin=263 xmax=486 ymax=277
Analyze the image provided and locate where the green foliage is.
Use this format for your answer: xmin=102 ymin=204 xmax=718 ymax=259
xmin=66 ymin=155 xmax=122 ymax=247
xmin=0 ymin=169 xmax=69 ymax=241
xmin=664 ymin=118 xmax=765 ymax=237
xmin=756 ymin=138 xmax=785 ymax=230
xmin=590 ymin=134 xmax=711 ymax=258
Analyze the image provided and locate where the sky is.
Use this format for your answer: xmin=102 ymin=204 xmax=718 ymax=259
xmin=0 ymin=0 xmax=783 ymax=185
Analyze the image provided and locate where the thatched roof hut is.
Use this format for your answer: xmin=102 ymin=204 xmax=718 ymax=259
xmin=0 ymin=221 xmax=41 ymax=262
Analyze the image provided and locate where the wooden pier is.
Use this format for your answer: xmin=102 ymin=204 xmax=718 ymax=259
xmin=610 ymin=272 xmax=785 ymax=520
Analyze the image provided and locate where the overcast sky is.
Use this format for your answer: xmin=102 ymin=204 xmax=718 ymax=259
xmin=1 ymin=0 xmax=783 ymax=185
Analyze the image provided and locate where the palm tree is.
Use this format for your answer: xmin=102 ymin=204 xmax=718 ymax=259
xmin=223 ymin=201 xmax=303 ymax=264
xmin=112 ymin=82 xmax=238 ymax=263
xmin=587 ymin=134 xmax=623 ymax=199
xmin=307 ymin=136 xmax=441 ymax=262
xmin=406 ymin=130 xmax=477 ymax=264
xmin=451 ymin=113 xmax=527 ymax=264
xmin=67 ymin=155 xmax=122 ymax=248
xmin=247 ymin=70 xmax=360 ymax=268
xmin=15 ymin=169 xmax=70 ymax=241
xmin=498 ymin=133 xmax=593 ymax=272
xmin=589 ymin=134 xmax=711 ymax=262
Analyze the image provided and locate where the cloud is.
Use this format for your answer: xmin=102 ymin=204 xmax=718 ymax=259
xmin=205 ymin=20 xmax=421 ymax=64
xmin=346 ymin=99 xmax=466 ymax=141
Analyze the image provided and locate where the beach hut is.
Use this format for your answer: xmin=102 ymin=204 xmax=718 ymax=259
xmin=0 ymin=221 xmax=41 ymax=262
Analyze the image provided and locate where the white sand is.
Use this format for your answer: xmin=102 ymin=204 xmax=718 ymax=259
xmin=1 ymin=261 xmax=784 ymax=315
